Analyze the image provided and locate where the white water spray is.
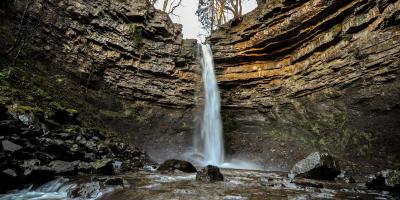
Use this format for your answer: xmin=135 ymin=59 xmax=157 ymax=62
xmin=198 ymin=44 xmax=224 ymax=165
xmin=187 ymin=43 xmax=260 ymax=170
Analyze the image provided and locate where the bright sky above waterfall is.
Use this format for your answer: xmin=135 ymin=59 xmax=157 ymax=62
xmin=154 ymin=0 xmax=258 ymax=40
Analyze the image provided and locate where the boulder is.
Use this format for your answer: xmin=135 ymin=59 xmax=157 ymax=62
xmin=77 ymin=161 xmax=95 ymax=174
xmin=335 ymin=169 xmax=356 ymax=183
xmin=1 ymin=140 xmax=23 ymax=152
xmin=22 ymin=160 xmax=55 ymax=185
xmin=17 ymin=112 xmax=37 ymax=126
xmin=68 ymin=182 xmax=101 ymax=199
xmin=38 ymin=138 xmax=78 ymax=161
xmin=91 ymin=159 xmax=115 ymax=175
xmin=48 ymin=160 xmax=78 ymax=175
xmin=0 ymin=105 xmax=12 ymax=120
xmin=366 ymin=169 xmax=400 ymax=192
xmin=157 ymin=159 xmax=197 ymax=173
xmin=0 ymin=168 xmax=20 ymax=193
xmin=290 ymin=152 xmax=340 ymax=180
xmin=93 ymin=177 xmax=124 ymax=186
xmin=51 ymin=108 xmax=79 ymax=125
xmin=196 ymin=165 xmax=224 ymax=182
xmin=0 ymin=120 xmax=23 ymax=135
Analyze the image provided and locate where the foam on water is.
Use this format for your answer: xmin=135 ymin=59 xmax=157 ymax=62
xmin=0 ymin=178 xmax=74 ymax=200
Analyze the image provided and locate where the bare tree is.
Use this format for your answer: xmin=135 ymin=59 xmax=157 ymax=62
xmin=197 ymin=0 xmax=247 ymax=33
xmin=148 ymin=0 xmax=183 ymax=16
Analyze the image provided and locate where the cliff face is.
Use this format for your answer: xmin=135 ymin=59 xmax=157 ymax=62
xmin=0 ymin=0 xmax=199 ymax=161
xmin=210 ymin=0 xmax=400 ymax=169
xmin=2 ymin=0 xmax=198 ymax=106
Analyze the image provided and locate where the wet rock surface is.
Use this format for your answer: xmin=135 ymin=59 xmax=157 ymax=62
xmin=98 ymin=168 xmax=397 ymax=199
xmin=68 ymin=182 xmax=102 ymax=199
xmin=0 ymin=107 xmax=148 ymax=193
xmin=157 ymin=159 xmax=197 ymax=173
xmin=290 ymin=152 xmax=341 ymax=180
xmin=196 ymin=165 xmax=224 ymax=182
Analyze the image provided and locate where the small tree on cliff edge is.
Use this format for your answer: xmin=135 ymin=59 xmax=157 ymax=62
xmin=149 ymin=0 xmax=183 ymax=16
xmin=196 ymin=0 xmax=248 ymax=33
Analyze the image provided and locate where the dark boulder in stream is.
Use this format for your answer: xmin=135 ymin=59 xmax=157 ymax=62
xmin=366 ymin=169 xmax=400 ymax=193
xmin=157 ymin=159 xmax=197 ymax=173
xmin=290 ymin=152 xmax=341 ymax=180
xmin=196 ymin=165 xmax=224 ymax=182
xmin=0 ymin=168 xmax=20 ymax=192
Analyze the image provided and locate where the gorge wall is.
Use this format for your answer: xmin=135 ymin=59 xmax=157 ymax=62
xmin=210 ymin=0 xmax=400 ymax=170
xmin=0 ymin=0 xmax=199 ymax=162
xmin=2 ymin=0 xmax=400 ymax=172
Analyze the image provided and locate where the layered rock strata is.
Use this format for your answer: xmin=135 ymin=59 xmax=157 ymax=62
xmin=210 ymin=0 xmax=400 ymax=170
xmin=0 ymin=0 xmax=199 ymax=161
xmin=1 ymin=0 xmax=198 ymax=106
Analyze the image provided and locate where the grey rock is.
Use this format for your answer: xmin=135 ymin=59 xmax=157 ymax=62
xmin=77 ymin=161 xmax=95 ymax=174
xmin=0 ymin=168 xmax=19 ymax=193
xmin=157 ymin=159 xmax=197 ymax=173
xmin=2 ymin=140 xmax=23 ymax=152
xmin=290 ymin=152 xmax=340 ymax=180
xmin=196 ymin=165 xmax=224 ymax=182
xmin=91 ymin=159 xmax=115 ymax=175
xmin=48 ymin=160 xmax=78 ymax=175
xmin=366 ymin=169 xmax=400 ymax=192
xmin=68 ymin=182 xmax=101 ymax=199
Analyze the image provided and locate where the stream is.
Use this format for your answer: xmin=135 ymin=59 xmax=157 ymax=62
xmin=2 ymin=168 xmax=394 ymax=200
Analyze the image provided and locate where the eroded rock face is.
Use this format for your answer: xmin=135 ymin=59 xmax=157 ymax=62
xmin=0 ymin=0 xmax=199 ymax=164
xmin=210 ymin=0 xmax=400 ymax=170
xmin=1 ymin=0 xmax=198 ymax=106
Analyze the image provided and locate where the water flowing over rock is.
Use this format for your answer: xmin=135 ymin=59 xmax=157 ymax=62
xmin=290 ymin=152 xmax=341 ymax=180
xmin=196 ymin=44 xmax=225 ymax=166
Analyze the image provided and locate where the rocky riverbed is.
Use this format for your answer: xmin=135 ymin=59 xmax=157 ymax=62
xmin=2 ymin=167 xmax=398 ymax=200
xmin=0 ymin=105 xmax=150 ymax=193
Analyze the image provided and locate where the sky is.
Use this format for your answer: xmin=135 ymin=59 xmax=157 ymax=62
xmin=154 ymin=0 xmax=258 ymax=40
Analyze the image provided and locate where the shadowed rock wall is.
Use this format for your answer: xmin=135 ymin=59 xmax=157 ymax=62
xmin=0 ymin=0 xmax=200 ymax=162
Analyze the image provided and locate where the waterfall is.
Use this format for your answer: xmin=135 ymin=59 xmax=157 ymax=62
xmin=187 ymin=43 xmax=259 ymax=170
xmin=197 ymin=43 xmax=224 ymax=165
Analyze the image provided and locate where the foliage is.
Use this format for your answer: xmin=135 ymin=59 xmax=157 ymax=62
xmin=128 ymin=24 xmax=143 ymax=50
xmin=298 ymin=113 xmax=373 ymax=156
xmin=0 ymin=68 xmax=11 ymax=82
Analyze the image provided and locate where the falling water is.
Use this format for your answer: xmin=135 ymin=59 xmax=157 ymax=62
xmin=198 ymin=43 xmax=224 ymax=165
